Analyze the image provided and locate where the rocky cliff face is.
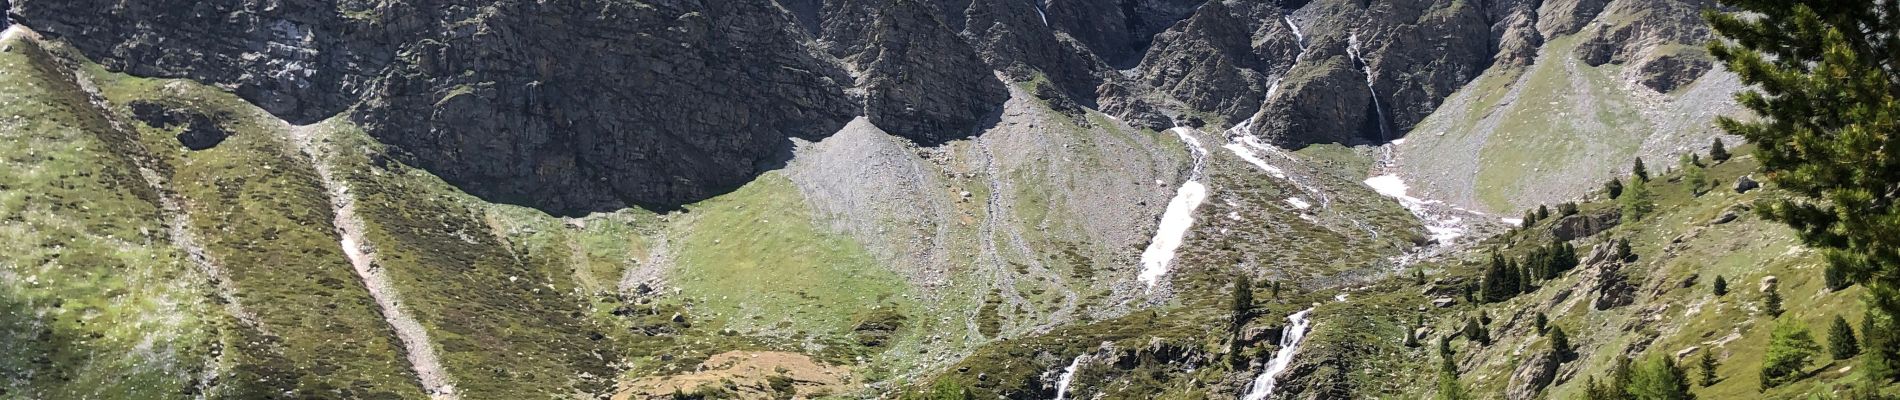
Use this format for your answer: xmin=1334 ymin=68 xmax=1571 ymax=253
xmin=6 ymin=0 xmax=1734 ymax=215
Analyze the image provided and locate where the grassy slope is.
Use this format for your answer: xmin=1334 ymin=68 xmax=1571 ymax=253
xmin=0 ymin=33 xmax=215 ymax=400
xmin=82 ymin=54 xmax=430 ymax=398
xmin=316 ymin=120 xmax=623 ymax=398
xmin=1307 ymin=150 xmax=1897 ymax=398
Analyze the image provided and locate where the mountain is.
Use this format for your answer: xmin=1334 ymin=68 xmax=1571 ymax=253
xmin=2 ymin=0 xmax=1882 ymax=399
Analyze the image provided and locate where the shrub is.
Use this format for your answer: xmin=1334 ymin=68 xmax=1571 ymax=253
xmin=1629 ymin=354 xmax=1694 ymax=400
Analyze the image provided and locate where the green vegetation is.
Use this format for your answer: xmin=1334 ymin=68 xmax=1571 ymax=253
xmin=0 ymin=33 xmax=217 ymax=399
xmin=1709 ymin=0 xmax=1900 ymax=383
xmin=1830 ymin=315 xmax=1861 ymax=360
xmin=1629 ymin=355 xmax=1694 ymax=400
xmin=1760 ymin=317 xmax=1819 ymax=388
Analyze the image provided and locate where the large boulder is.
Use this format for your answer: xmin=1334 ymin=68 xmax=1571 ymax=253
xmin=1506 ymin=350 xmax=1561 ymax=400
xmin=1551 ymin=210 xmax=1621 ymax=241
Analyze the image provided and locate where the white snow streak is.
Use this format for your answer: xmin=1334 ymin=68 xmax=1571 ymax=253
xmin=1364 ymin=174 xmax=1466 ymax=243
xmin=1284 ymin=197 xmax=1312 ymax=210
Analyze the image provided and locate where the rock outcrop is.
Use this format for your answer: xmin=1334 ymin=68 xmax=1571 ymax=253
xmin=1507 ymin=350 xmax=1561 ymax=400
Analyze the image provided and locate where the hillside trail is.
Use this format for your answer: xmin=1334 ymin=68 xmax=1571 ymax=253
xmin=284 ymin=121 xmax=461 ymax=400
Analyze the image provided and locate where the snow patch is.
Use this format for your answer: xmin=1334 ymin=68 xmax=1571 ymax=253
xmin=1364 ymin=174 xmax=1467 ymax=244
xmin=1501 ymin=217 xmax=1524 ymax=226
xmin=1284 ymin=197 xmax=1311 ymax=210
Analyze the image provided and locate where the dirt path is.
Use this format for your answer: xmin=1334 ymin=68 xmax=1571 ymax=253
xmin=285 ymin=122 xmax=460 ymax=400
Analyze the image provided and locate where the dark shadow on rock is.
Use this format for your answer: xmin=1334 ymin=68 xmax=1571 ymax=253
xmin=128 ymin=101 xmax=231 ymax=151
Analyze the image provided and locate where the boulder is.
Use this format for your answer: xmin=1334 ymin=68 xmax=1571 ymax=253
xmin=1551 ymin=210 xmax=1621 ymax=241
xmin=1735 ymin=175 xmax=1760 ymax=193
xmin=1760 ymin=275 xmax=1779 ymax=292
xmin=1433 ymin=297 xmax=1459 ymax=308
xmin=1674 ymin=346 xmax=1701 ymax=360
xmin=1590 ymin=263 xmax=1635 ymax=310
xmin=1710 ymin=211 xmax=1738 ymax=225
xmin=1506 ymin=350 xmax=1561 ymax=400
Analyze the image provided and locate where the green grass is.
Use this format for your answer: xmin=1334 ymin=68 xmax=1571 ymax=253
xmin=668 ymin=173 xmax=915 ymax=339
xmin=0 ymin=33 xmax=216 ymax=400
xmin=81 ymin=49 xmax=430 ymax=398
xmin=1473 ymin=33 xmax=1651 ymax=212
xmin=318 ymin=119 xmax=624 ymax=398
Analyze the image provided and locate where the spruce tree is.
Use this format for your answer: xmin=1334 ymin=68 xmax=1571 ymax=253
xmin=1824 ymin=262 xmax=1851 ymax=292
xmin=1621 ymin=178 xmax=1656 ymax=221
xmin=1463 ymin=317 xmax=1489 ymax=346
xmin=1583 ymin=377 xmax=1615 ymax=400
xmin=1534 ymin=312 xmax=1549 ymax=334
xmin=1709 ymin=137 xmax=1729 ymax=163
xmin=1707 ymin=0 xmax=1900 ymax=381
xmin=1685 ymin=164 xmax=1710 ymax=196
xmin=1629 ymin=355 xmax=1695 ymax=400
xmin=1415 ymin=268 xmax=1427 ymax=285
xmin=1764 ymin=286 xmax=1784 ymax=317
xmin=1523 ymin=209 xmax=1538 ymax=226
xmin=1760 ymin=317 xmax=1820 ymax=388
xmin=1231 ymin=273 xmax=1254 ymax=330
xmin=1517 ymin=264 xmax=1534 ymax=294
xmin=1549 ymin=326 xmax=1571 ymax=359
xmin=1633 ymin=157 xmax=1650 ymax=182
xmin=1713 ymin=275 xmax=1728 ymax=296
xmin=1482 ymin=254 xmax=1511 ymax=303
xmin=1610 ymin=356 xmax=1635 ymax=399
xmin=1404 ymin=327 xmax=1420 ymax=348
xmin=1560 ymin=202 xmax=1580 ymax=217
xmin=1606 ymin=178 xmax=1625 ymax=199
xmin=1537 ymin=205 xmax=1551 ymax=220
xmin=1270 ymin=281 xmax=1281 ymax=300
xmin=1615 ymin=239 xmax=1634 ymax=262
xmin=1698 ymin=349 xmax=1719 ymax=387
xmin=1830 ymin=315 xmax=1861 ymax=359
xmin=1435 ymin=365 xmax=1471 ymax=400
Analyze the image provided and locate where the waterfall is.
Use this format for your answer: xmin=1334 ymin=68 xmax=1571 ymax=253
xmin=1031 ymin=0 xmax=1050 ymax=27
xmin=1137 ymin=127 xmax=1210 ymax=288
xmin=1347 ymin=32 xmax=1390 ymax=141
xmin=1241 ymin=308 xmax=1316 ymax=400
xmin=1052 ymin=355 xmax=1086 ymax=400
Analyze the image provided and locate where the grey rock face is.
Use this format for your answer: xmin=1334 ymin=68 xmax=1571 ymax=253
xmin=1044 ymin=0 xmax=1201 ymax=68
xmin=1506 ymin=350 xmax=1561 ymax=400
xmin=856 ymin=0 xmax=1009 ymax=145
xmin=1551 ymin=210 xmax=1621 ymax=241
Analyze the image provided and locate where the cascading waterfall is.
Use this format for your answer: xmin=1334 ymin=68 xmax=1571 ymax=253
xmin=1051 ymin=355 xmax=1087 ymax=400
xmin=1031 ymin=0 xmax=1049 ymax=26
xmin=1241 ymin=307 xmax=1316 ymax=400
xmin=1137 ymin=127 xmax=1210 ymax=288
xmin=1347 ymin=32 xmax=1390 ymax=142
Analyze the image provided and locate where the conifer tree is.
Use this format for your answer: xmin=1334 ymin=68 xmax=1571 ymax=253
xmin=1685 ymin=164 xmax=1710 ymax=196
xmin=1630 ymin=355 xmax=1695 ymax=400
xmin=1549 ymin=326 xmax=1571 ymax=359
xmin=1610 ymin=356 xmax=1635 ymax=399
xmin=1633 ymin=157 xmax=1650 ymax=182
xmin=1534 ymin=313 xmax=1548 ymax=334
xmin=1583 ymin=377 xmax=1616 ymax=400
xmin=1824 ymin=263 xmax=1852 ymax=292
xmin=1764 ymin=286 xmax=1784 ymax=317
xmin=1713 ymin=275 xmax=1728 ymax=296
xmin=1830 ymin=315 xmax=1861 ymax=360
xmin=1698 ymin=350 xmax=1719 ymax=387
xmin=1709 ymin=137 xmax=1729 ymax=163
xmin=1621 ymin=178 xmax=1656 ymax=221
xmin=1482 ymin=253 xmax=1512 ymax=303
xmin=1560 ymin=202 xmax=1580 ymax=216
xmin=1615 ymin=239 xmax=1633 ymax=262
xmin=1231 ymin=273 xmax=1254 ymax=331
xmin=1606 ymin=178 xmax=1625 ymax=199
xmin=1404 ymin=327 xmax=1421 ymax=348
xmin=1517 ymin=264 xmax=1534 ymax=294
xmin=1523 ymin=209 xmax=1538 ymax=226
xmin=1463 ymin=318 xmax=1488 ymax=346
xmin=1537 ymin=205 xmax=1551 ymax=220
xmin=1760 ymin=317 xmax=1819 ymax=388
xmin=1707 ymin=0 xmax=1900 ymax=380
